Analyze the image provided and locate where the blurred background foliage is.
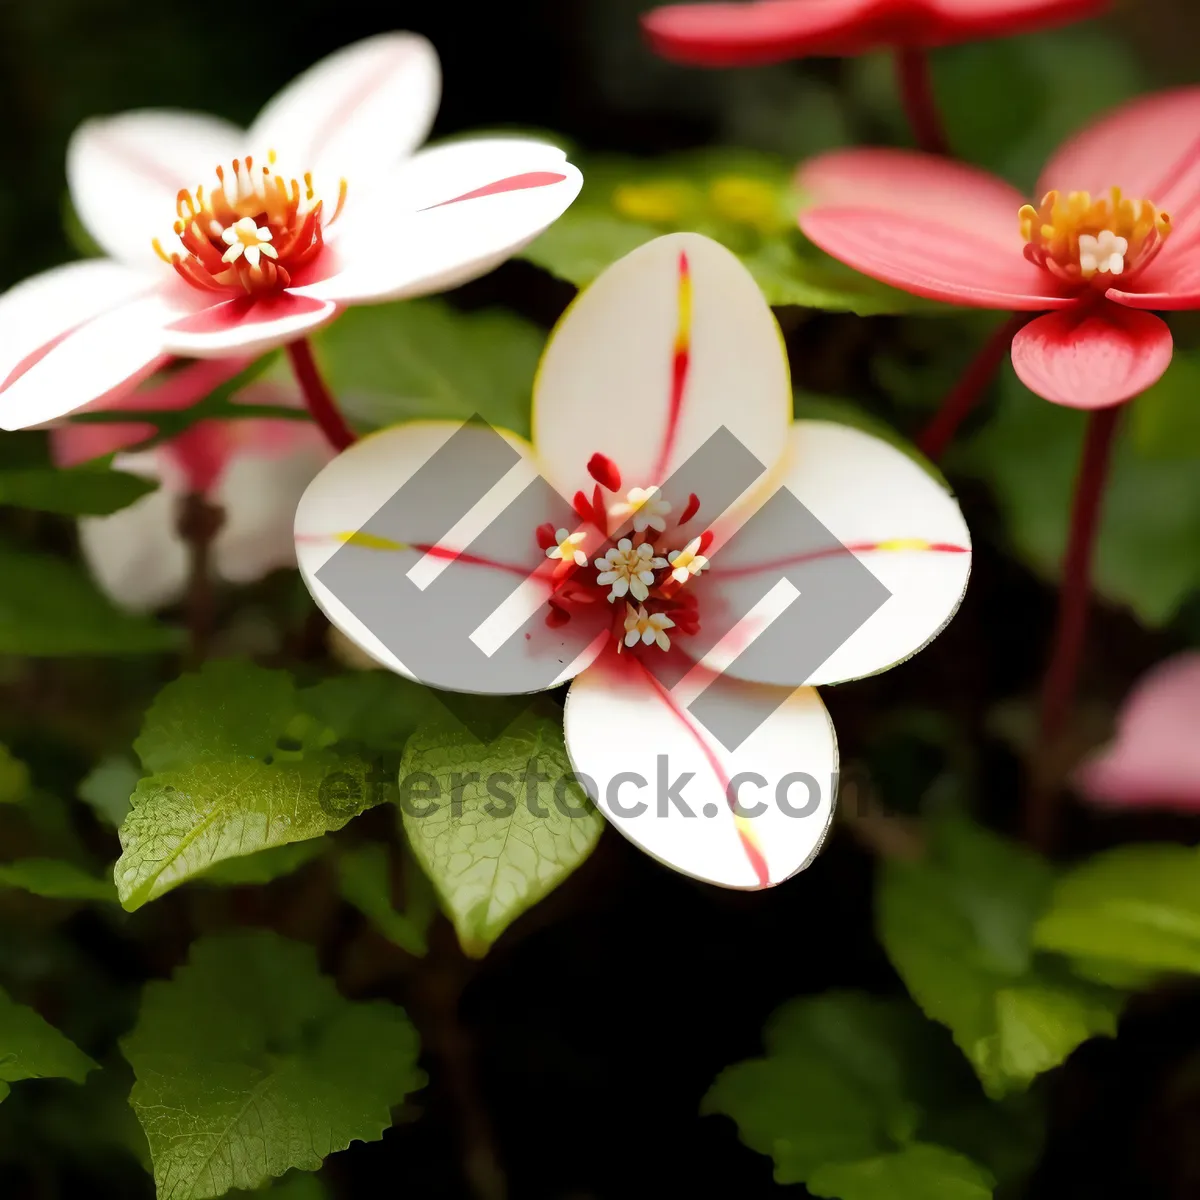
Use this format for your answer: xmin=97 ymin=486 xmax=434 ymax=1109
xmin=3 ymin=1 xmax=1200 ymax=1198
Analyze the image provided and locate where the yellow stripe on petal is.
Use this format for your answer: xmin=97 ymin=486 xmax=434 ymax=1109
xmin=334 ymin=530 xmax=409 ymax=551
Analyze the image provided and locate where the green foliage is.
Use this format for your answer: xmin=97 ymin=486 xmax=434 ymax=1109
xmin=877 ymin=817 xmax=1121 ymax=1098
xmin=1035 ymin=844 xmax=1200 ymax=977
xmin=307 ymin=298 xmax=545 ymax=437
xmin=0 ymin=858 xmax=117 ymax=902
xmin=337 ymin=843 xmax=435 ymax=958
xmin=299 ymin=671 xmax=432 ymax=752
xmin=398 ymin=708 xmax=602 ymax=956
xmin=121 ymin=931 xmax=424 ymax=1199
xmin=962 ymin=363 xmax=1200 ymax=627
xmin=521 ymin=149 xmax=933 ymax=314
xmin=0 ymin=745 xmax=31 ymax=805
xmin=197 ymin=841 xmax=327 ymax=887
xmin=77 ymin=756 xmax=142 ymax=827
xmin=0 ymin=986 xmax=96 ymax=1103
xmin=0 ymin=465 xmax=157 ymax=516
xmin=115 ymin=662 xmax=384 ymax=910
xmin=0 ymin=543 xmax=181 ymax=656
xmin=705 ymin=991 xmax=1043 ymax=1197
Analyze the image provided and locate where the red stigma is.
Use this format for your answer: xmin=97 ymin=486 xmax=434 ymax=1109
xmin=587 ymin=453 xmax=622 ymax=492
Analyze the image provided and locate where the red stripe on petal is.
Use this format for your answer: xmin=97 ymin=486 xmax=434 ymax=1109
xmin=653 ymin=250 xmax=693 ymax=480
xmin=421 ymin=171 xmax=567 ymax=210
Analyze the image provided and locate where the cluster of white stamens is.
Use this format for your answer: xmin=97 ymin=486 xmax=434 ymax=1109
xmin=594 ymin=539 xmax=666 ymax=602
xmin=221 ymin=217 xmax=278 ymax=268
xmin=546 ymin=528 xmax=588 ymax=567
xmin=609 ymin=486 xmax=672 ymax=534
xmin=623 ymin=604 xmax=675 ymax=652
xmin=1077 ymin=230 xmax=1128 ymax=276
xmin=666 ymin=537 xmax=709 ymax=583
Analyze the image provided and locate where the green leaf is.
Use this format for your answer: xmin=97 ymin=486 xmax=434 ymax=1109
xmin=1127 ymin=352 xmax=1200 ymax=461
xmin=0 ymin=544 xmax=181 ymax=656
xmin=337 ymin=843 xmax=435 ymax=957
xmin=521 ymin=149 xmax=933 ymax=315
xmin=228 ymin=1174 xmax=329 ymax=1200
xmin=0 ymin=858 xmax=117 ymax=902
xmin=0 ymin=744 xmax=31 ymax=805
xmin=0 ymin=985 xmax=96 ymax=1103
xmin=809 ymin=1144 xmax=994 ymax=1200
xmin=116 ymin=661 xmax=386 ymax=910
xmin=299 ymin=672 xmax=433 ymax=752
xmin=1034 ymin=844 xmax=1200 ymax=976
xmin=398 ymin=709 xmax=603 ymax=956
xmin=307 ymin=299 xmax=544 ymax=437
xmin=197 ymin=841 xmax=327 ymax=887
xmin=121 ymin=931 xmax=424 ymax=1199
xmin=0 ymin=466 xmax=157 ymax=516
xmin=877 ymin=817 xmax=1121 ymax=1098
xmin=962 ymin=364 xmax=1200 ymax=627
xmin=77 ymin=755 xmax=142 ymax=827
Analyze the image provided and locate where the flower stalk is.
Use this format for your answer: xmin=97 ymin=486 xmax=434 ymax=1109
xmin=177 ymin=492 xmax=226 ymax=665
xmin=894 ymin=48 xmax=950 ymax=157
xmin=286 ymin=338 xmax=357 ymax=452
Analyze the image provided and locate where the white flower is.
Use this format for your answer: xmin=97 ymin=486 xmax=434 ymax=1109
xmin=295 ymin=233 xmax=972 ymax=890
xmin=546 ymin=528 xmax=588 ymax=567
xmin=666 ymin=537 xmax=709 ymax=583
xmin=609 ymin=485 xmax=672 ymax=533
xmin=0 ymin=33 xmax=582 ymax=431
xmin=624 ymin=604 xmax=675 ymax=652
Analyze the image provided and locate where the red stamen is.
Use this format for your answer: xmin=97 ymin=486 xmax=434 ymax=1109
xmin=678 ymin=493 xmax=700 ymax=525
xmin=535 ymin=522 xmax=558 ymax=550
xmin=587 ymin=453 xmax=622 ymax=492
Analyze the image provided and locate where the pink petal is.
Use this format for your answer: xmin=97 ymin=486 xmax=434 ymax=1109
xmin=249 ymin=33 xmax=440 ymax=198
xmin=1038 ymin=87 xmax=1200 ymax=214
xmin=50 ymin=422 xmax=158 ymax=467
xmin=800 ymin=207 xmax=1071 ymax=309
xmin=798 ymin=148 xmax=1029 ymax=249
xmin=296 ymin=140 xmax=582 ymax=305
xmin=160 ymin=292 xmax=339 ymax=358
xmin=564 ymin=652 xmax=837 ymax=889
xmin=68 ymin=111 xmax=243 ymax=269
xmin=1075 ymin=653 xmax=1200 ymax=811
xmin=1010 ymin=305 xmax=1173 ymax=408
xmin=1107 ymin=256 xmax=1200 ymax=312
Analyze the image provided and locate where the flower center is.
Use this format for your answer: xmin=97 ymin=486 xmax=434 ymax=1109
xmin=1020 ymin=188 xmax=1170 ymax=287
xmin=153 ymin=151 xmax=348 ymax=296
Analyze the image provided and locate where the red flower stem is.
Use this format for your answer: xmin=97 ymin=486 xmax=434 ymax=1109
xmin=1026 ymin=404 xmax=1122 ymax=851
xmin=917 ymin=314 xmax=1026 ymax=461
xmin=894 ymin=47 xmax=950 ymax=157
xmin=177 ymin=492 xmax=225 ymax=666
xmin=286 ymin=337 xmax=356 ymax=451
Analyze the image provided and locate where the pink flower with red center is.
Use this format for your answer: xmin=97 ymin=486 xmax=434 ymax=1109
xmin=642 ymin=0 xmax=1108 ymax=66
xmin=1074 ymin=653 xmax=1200 ymax=813
xmin=0 ymin=32 xmax=582 ymax=433
xmin=294 ymin=233 xmax=972 ymax=890
xmin=798 ymin=87 xmax=1200 ymax=409
xmin=51 ymin=362 xmax=331 ymax=612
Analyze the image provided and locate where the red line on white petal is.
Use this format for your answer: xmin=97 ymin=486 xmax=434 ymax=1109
xmin=420 ymin=172 xmax=567 ymax=210
xmin=652 ymin=251 xmax=692 ymax=481
xmin=635 ymin=660 xmax=772 ymax=889
xmin=710 ymin=540 xmax=969 ymax=580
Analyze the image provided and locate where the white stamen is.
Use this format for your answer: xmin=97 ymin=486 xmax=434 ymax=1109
xmin=609 ymin=485 xmax=672 ymax=534
xmin=666 ymin=537 xmax=709 ymax=584
xmin=594 ymin=538 xmax=667 ymax=603
xmin=623 ymin=603 xmax=674 ymax=652
xmin=1078 ymin=229 xmax=1129 ymax=277
xmin=546 ymin=527 xmax=588 ymax=568
xmin=220 ymin=216 xmax=276 ymax=267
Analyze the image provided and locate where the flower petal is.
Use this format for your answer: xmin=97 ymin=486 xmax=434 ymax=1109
xmin=295 ymin=420 xmax=605 ymax=690
xmin=159 ymin=293 xmax=339 ymax=358
xmin=798 ymin=148 xmax=1029 ymax=248
xmin=533 ymin=232 xmax=791 ymax=508
xmin=77 ymin=451 xmax=189 ymax=612
xmin=564 ymin=653 xmax=836 ymax=890
xmin=0 ymin=286 xmax=179 ymax=431
xmin=1010 ymin=306 xmax=1173 ymax=409
xmin=293 ymin=139 xmax=582 ymax=305
xmin=68 ymin=110 xmax=243 ymax=268
xmin=249 ymin=32 xmax=440 ymax=195
xmin=1038 ymin=87 xmax=1200 ymax=213
xmin=1075 ymin=653 xmax=1200 ymax=811
xmin=212 ymin=423 xmax=332 ymax=584
xmin=800 ymin=207 xmax=1070 ymax=310
xmin=691 ymin=420 xmax=970 ymax=687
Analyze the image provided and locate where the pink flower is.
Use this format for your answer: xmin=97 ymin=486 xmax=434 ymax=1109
xmin=642 ymin=0 xmax=1107 ymax=66
xmin=0 ymin=33 xmax=582 ymax=432
xmin=51 ymin=365 xmax=331 ymax=612
xmin=1075 ymin=653 xmax=1200 ymax=812
xmin=798 ymin=87 xmax=1200 ymax=408
xmin=294 ymin=233 xmax=972 ymax=890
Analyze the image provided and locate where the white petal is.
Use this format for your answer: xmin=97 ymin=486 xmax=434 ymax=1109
xmin=159 ymin=292 xmax=339 ymax=358
xmin=0 ymin=286 xmax=181 ymax=431
xmin=76 ymin=451 xmax=188 ymax=611
xmin=292 ymin=139 xmax=582 ymax=304
xmin=249 ymin=32 xmax=440 ymax=196
xmin=213 ymin=426 xmax=332 ymax=584
xmin=68 ymin=110 xmax=243 ymax=268
xmin=697 ymin=421 xmax=971 ymax=687
xmin=533 ymin=232 xmax=791 ymax=506
xmin=294 ymin=419 xmax=605 ymax=690
xmin=564 ymin=656 xmax=836 ymax=889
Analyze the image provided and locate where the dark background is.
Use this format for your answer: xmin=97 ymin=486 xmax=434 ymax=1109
xmin=4 ymin=2 xmax=1200 ymax=1198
